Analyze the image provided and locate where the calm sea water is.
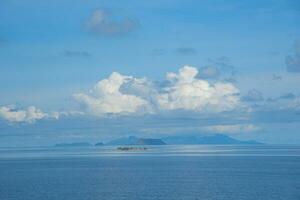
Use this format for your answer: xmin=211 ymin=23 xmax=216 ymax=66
xmin=0 ymin=145 xmax=299 ymax=200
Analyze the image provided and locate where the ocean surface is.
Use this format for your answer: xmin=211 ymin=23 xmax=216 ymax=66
xmin=0 ymin=145 xmax=299 ymax=200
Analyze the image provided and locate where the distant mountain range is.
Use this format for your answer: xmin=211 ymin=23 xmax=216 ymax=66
xmin=106 ymin=136 xmax=166 ymax=145
xmin=54 ymin=134 xmax=261 ymax=147
xmin=162 ymin=134 xmax=261 ymax=145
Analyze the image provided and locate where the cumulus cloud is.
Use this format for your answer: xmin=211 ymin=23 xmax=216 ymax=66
xmin=86 ymin=9 xmax=139 ymax=36
xmin=73 ymin=72 xmax=149 ymax=115
xmin=156 ymin=66 xmax=240 ymax=112
xmin=286 ymin=41 xmax=300 ymax=72
xmin=74 ymin=66 xmax=241 ymax=115
xmin=202 ymin=124 xmax=260 ymax=134
xmin=0 ymin=106 xmax=47 ymax=123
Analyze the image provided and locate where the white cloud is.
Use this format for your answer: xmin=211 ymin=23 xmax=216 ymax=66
xmin=156 ymin=66 xmax=240 ymax=112
xmin=73 ymin=72 xmax=149 ymax=115
xmin=202 ymin=124 xmax=260 ymax=134
xmin=73 ymin=66 xmax=241 ymax=115
xmin=1 ymin=66 xmax=242 ymax=123
xmin=0 ymin=105 xmax=65 ymax=123
xmin=0 ymin=106 xmax=47 ymax=123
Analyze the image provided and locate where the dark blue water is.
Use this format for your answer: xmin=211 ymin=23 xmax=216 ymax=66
xmin=0 ymin=145 xmax=299 ymax=200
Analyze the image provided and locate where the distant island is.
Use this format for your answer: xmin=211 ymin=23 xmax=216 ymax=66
xmin=117 ymin=147 xmax=148 ymax=151
xmin=54 ymin=134 xmax=262 ymax=147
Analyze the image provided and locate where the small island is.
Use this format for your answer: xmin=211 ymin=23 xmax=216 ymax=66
xmin=116 ymin=147 xmax=148 ymax=151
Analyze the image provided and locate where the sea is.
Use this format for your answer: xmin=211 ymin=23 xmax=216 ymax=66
xmin=0 ymin=145 xmax=299 ymax=200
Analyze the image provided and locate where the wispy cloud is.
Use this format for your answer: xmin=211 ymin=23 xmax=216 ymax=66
xmin=207 ymin=56 xmax=236 ymax=74
xmin=286 ymin=41 xmax=300 ymax=73
xmin=288 ymin=97 xmax=300 ymax=111
xmin=151 ymin=48 xmax=166 ymax=56
xmin=242 ymin=89 xmax=264 ymax=102
xmin=202 ymin=57 xmax=237 ymax=82
xmin=176 ymin=47 xmax=197 ymax=55
xmin=63 ymin=50 xmax=92 ymax=58
xmin=85 ymin=8 xmax=139 ymax=36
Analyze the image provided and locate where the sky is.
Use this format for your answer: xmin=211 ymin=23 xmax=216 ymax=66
xmin=0 ymin=0 xmax=300 ymax=146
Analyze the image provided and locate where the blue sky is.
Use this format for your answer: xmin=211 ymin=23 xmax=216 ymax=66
xmin=0 ymin=0 xmax=300 ymax=146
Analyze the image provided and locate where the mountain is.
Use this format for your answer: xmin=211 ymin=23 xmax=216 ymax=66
xmin=162 ymin=134 xmax=262 ymax=145
xmin=106 ymin=136 xmax=166 ymax=145
xmin=56 ymin=135 xmax=261 ymax=147
xmin=136 ymin=138 xmax=166 ymax=145
xmin=54 ymin=142 xmax=92 ymax=147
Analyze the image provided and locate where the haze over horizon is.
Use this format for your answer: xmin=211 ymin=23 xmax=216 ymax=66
xmin=1 ymin=0 xmax=300 ymax=146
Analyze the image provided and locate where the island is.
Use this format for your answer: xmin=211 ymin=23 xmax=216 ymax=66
xmin=116 ymin=147 xmax=148 ymax=151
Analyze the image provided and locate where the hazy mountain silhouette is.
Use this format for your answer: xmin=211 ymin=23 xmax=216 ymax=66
xmin=162 ymin=134 xmax=262 ymax=145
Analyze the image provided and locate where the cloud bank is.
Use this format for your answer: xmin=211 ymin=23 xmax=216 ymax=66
xmin=0 ymin=66 xmax=244 ymax=123
xmin=73 ymin=65 xmax=241 ymax=115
